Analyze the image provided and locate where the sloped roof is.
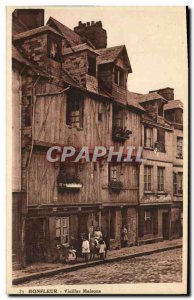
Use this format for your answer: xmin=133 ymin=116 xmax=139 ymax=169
xmin=127 ymin=91 xmax=145 ymax=112
xmin=12 ymin=45 xmax=80 ymax=87
xmin=12 ymin=45 xmax=30 ymax=65
xmin=12 ymin=45 xmax=50 ymax=77
xmin=97 ymin=45 xmax=124 ymax=63
xmin=63 ymin=43 xmax=99 ymax=56
xmin=97 ymin=45 xmax=132 ymax=71
xmin=164 ymin=99 xmax=183 ymax=110
xmin=13 ymin=25 xmax=63 ymax=41
xmin=47 ymin=17 xmax=82 ymax=47
xmin=135 ymin=91 xmax=168 ymax=103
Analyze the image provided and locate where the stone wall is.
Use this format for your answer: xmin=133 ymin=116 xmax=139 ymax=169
xmin=20 ymin=33 xmax=47 ymax=65
xmin=63 ymin=52 xmax=87 ymax=86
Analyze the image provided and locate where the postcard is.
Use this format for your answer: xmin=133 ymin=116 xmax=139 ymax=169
xmin=7 ymin=6 xmax=188 ymax=295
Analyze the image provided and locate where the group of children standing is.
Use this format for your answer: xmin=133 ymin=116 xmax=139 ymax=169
xmin=55 ymin=226 xmax=108 ymax=264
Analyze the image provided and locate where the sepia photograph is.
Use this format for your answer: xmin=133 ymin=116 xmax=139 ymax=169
xmin=7 ymin=6 xmax=188 ymax=295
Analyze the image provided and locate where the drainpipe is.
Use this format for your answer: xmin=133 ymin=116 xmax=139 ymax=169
xmin=19 ymin=66 xmax=26 ymax=191
xmin=19 ymin=66 xmax=26 ymax=268
xmin=26 ymin=75 xmax=41 ymax=210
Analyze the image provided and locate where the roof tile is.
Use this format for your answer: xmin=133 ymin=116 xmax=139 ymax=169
xmin=47 ymin=17 xmax=82 ymax=46
xmin=97 ymin=45 xmax=125 ymax=64
xmin=164 ymin=100 xmax=183 ymax=110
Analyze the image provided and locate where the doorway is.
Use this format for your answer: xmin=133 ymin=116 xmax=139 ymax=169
xmin=26 ymin=218 xmax=47 ymax=264
xmin=162 ymin=212 xmax=170 ymax=240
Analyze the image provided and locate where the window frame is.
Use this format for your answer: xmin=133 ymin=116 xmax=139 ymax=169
xmin=47 ymin=34 xmax=62 ymax=62
xmin=144 ymin=126 xmax=153 ymax=148
xmin=56 ymin=217 xmax=70 ymax=246
xmin=157 ymin=167 xmax=165 ymax=192
xmin=112 ymin=106 xmax=125 ymax=128
xmin=177 ymin=137 xmax=183 ymax=158
xmin=66 ymin=90 xmax=84 ymax=128
xmin=98 ymin=102 xmax=103 ymax=122
xmin=88 ymin=54 xmax=97 ymax=77
xmin=109 ymin=164 xmax=120 ymax=182
xmin=114 ymin=66 xmax=125 ymax=88
xmin=173 ymin=172 xmax=183 ymax=195
xmin=156 ymin=128 xmax=165 ymax=152
xmin=144 ymin=165 xmax=152 ymax=192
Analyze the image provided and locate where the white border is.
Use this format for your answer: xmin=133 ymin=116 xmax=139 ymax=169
xmin=1 ymin=1 xmax=192 ymax=299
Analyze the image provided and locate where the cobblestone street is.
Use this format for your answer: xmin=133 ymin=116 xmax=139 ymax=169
xmin=20 ymin=248 xmax=182 ymax=286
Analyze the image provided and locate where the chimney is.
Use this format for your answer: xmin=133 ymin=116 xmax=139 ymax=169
xmin=149 ymin=87 xmax=174 ymax=101
xmin=74 ymin=21 xmax=107 ymax=49
xmin=12 ymin=9 xmax=44 ymax=34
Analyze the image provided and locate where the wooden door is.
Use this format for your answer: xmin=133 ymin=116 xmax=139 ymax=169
xmin=162 ymin=212 xmax=170 ymax=240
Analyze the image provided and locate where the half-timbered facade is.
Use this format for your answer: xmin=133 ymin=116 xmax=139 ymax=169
xmin=12 ymin=9 xmax=183 ymax=269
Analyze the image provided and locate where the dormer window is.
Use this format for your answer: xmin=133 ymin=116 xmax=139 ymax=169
xmin=158 ymin=102 xmax=164 ymax=117
xmin=114 ymin=66 xmax=125 ymax=88
xmin=88 ymin=54 xmax=96 ymax=77
xmin=47 ymin=34 xmax=61 ymax=62
xmin=156 ymin=128 xmax=165 ymax=152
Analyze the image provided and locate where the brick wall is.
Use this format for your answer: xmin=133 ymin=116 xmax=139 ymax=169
xmin=63 ymin=52 xmax=87 ymax=86
xmin=18 ymin=33 xmax=62 ymax=77
xmin=20 ymin=33 xmax=47 ymax=65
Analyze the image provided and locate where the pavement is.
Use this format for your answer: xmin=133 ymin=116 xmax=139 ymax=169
xmin=12 ymin=238 xmax=182 ymax=285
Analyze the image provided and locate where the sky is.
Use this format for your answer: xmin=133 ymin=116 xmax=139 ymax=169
xmin=45 ymin=7 xmax=188 ymax=101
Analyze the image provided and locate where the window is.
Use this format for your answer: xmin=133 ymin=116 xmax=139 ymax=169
xmin=144 ymin=166 xmax=152 ymax=191
xmin=158 ymin=102 xmax=164 ymax=117
xmin=173 ymin=172 xmax=183 ymax=195
xmin=88 ymin=55 xmax=96 ymax=77
xmin=158 ymin=167 xmax=165 ymax=192
xmin=144 ymin=126 xmax=153 ymax=148
xmin=114 ymin=67 xmax=125 ymax=87
xmin=59 ymin=162 xmax=79 ymax=181
xmin=177 ymin=137 xmax=183 ymax=158
xmin=56 ymin=217 xmax=69 ymax=245
xmin=144 ymin=210 xmax=152 ymax=235
xmin=113 ymin=106 xmax=125 ymax=128
xmin=98 ymin=103 xmax=103 ymax=122
xmin=109 ymin=164 xmax=120 ymax=182
xmin=173 ymin=172 xmax=177 ymax=195
xmin=156 ymin=128 xmax=165 ymax=152
xmin=66 ymin=90 xmax=84 ymax=128
xmin=47 ymin=35 xmax=61 ymax=62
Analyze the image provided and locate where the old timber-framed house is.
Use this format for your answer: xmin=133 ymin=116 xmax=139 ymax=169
xmin=12 ymin=9 xmax=183 ymax=269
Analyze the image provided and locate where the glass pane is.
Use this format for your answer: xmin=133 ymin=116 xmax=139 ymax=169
xmin=56 ymin=218 xmax=61 ymax=228
xmin=56 ymin=228 xmax=61 ymax=237
xmin=62 ymin=217 xmax=69 ymax=227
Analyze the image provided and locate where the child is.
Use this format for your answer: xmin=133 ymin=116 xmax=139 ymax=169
xmin=55 ymin=238 xmax=66 ymax=263
xmin=82 ymin=235 xmax=90 ymax=262
xmin=99 ymin=238 xmax=106 ymax=260
xmin=67 ymin=246 xmax=77 ymax=264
